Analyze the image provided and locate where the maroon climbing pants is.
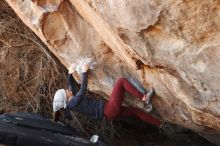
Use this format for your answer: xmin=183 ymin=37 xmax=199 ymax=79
xmin=104 ymin=78 xmax=161 ymax=127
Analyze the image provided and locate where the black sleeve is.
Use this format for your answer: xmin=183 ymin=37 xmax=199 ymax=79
xmin=74 ymin=72 xmax=88 ymax=97
xmin=67 ymin=74 xmax=78 ymax=94
xmin=67 ymin=72 xmax=88 ymax=108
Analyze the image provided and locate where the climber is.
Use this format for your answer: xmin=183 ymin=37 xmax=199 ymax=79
xmin=52 ymin=63 xmax=164 ymax=128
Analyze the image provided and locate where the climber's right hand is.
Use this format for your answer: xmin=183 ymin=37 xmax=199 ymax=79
xmin=82 ymin=63 xmax=89 ymax=73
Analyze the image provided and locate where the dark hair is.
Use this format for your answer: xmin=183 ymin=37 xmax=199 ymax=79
xmin=53 ymin=111 xmax=60 ymax=122
xmin=52 ymin=108 xmax=65 ymax=122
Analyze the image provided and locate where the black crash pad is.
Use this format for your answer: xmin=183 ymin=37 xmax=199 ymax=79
xmin=0 ymin=113 xmax=98 ymax=146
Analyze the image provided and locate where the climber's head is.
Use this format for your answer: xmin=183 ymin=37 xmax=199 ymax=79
xmin=53 ymin=88 xmax=73 ymax=111
xmin=52 ymin=88 xmax=74 ymax=121
xmin=53 ymin=89 xmax=67 ymax=113
xmin=52 ymin=89 xmax=68 ymax=121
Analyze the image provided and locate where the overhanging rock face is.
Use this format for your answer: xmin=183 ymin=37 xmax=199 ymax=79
xmin=6 ymin=0 xmax=220 ymax=144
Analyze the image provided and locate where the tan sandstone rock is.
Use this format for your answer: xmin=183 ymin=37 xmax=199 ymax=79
xmin=5 ymin=0 xmax=220 ymax=144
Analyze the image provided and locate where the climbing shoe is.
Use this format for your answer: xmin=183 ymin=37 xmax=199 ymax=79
xmin=144 ymin=103 xmax=153 ymax=113
xmin=143 ymin=88 xmax=155 ymax=112
xmin=145 ymin=87 xmax=155 ymax=104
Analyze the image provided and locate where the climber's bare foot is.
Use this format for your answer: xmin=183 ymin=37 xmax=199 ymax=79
xmin=142 ymin=87 xmax=155 ymax=104
xmin=142 ymin=95 xmax=147 ymax=102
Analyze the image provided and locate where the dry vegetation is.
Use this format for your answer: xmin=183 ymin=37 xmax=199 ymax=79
xmin=0 ymin=1 xmax=67 ymax=117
